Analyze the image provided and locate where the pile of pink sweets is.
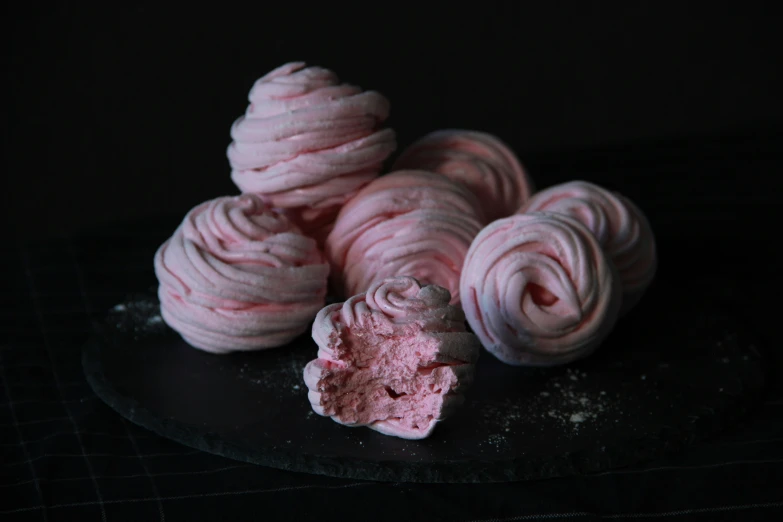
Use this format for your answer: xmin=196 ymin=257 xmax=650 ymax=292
xmin=154 ymin=62 xmax=657 ymax=439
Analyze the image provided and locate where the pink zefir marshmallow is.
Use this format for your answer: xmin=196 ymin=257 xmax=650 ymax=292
xmin=460 ymin=212 xmax=622 ymax=366
xmin=325 ymin=170 xmax=485 ymax=305
xmin=519 ymin=181 xmax=657 ymax=314
xmin=304 ymin=276 xmax=480 ymax=439
xmin=154 ymin=194 xmax=329 ymax=354
xmin=392 ymin=129 xmax=534 ymax=222
xmin=227 ymin=62 xmax=397 ymax=238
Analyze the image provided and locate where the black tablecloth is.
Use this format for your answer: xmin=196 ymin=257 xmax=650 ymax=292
xmin=3 ymin=134 xmax=783 ymax=521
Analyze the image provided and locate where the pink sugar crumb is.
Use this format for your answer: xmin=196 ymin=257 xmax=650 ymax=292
xmin=305 ymin=322 xmax=468 ymax=439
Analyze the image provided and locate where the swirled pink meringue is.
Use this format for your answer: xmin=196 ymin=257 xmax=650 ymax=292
xmin=304 ymin=276 xmax=480 ymax=439
xmin=227 ymin=62 xmax=397 ymax=236
xmin=460 ymin=212 xmax=621 ymax=366
xmin=519 ymin=181 xmax=657 ymax=314
xmin=154 ymin=194 xmax=329 ymax=353
xmin=325 ymin=170 xmax=485 ymax=305
xmin=392 ymin=129 xmax=533 ymax=222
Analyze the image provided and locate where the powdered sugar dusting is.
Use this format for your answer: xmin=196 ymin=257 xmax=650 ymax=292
xmin=479 ymin=368 xmax=620 ymax=450
xmin=570 ymin=413 xmax=586 ymax=423
xmin=237 ymin=351 xmax=310 ymax=398
xmin=109 ymin=294 xmax=315 ymax=402
xmin=108 ymin=297 xmax=168 ymax=338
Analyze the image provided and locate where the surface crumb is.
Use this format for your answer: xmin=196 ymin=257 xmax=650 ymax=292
xmin=482 ymin=371 xmax=619 ymax=435
xmin=109 ymin=298 xmax=168 ymax=336
xmin=238 ymin=349 xmax=310 ymax=398
xmin=570 ymin=413 xmax=586 ymax=423
xmin=486 ymin=433 xmax=508 ymax=449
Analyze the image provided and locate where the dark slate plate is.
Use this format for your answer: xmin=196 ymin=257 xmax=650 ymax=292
xmin=82 ymin=280 xmax=767 ymax=483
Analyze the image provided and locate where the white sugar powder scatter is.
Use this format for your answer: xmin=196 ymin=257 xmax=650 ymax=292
xmin=109 ymin=297 xmax=168 ymax=337
xmin=541 ymin=372 xmax=619 ymax=432
xmin=479 ymin=368 xmax=621 ymax=442
xmin=570 ymin=413 xmax=586 ymax=423
xmin=486 ymin=433 xmax=508 ymax=450
xmin=237 ymin=352 xmax=311 ymax=399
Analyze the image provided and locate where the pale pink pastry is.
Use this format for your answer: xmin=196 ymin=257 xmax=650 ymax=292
xmin=154 ymin=194 xmax=329 ymax=354
xmin=519 ymin=181 xmax=657 ymax=314
xmin=304 ymin=276 xmax=480 ymax=439
xmin=325 ymin=170 xmax=485 ymax=305
xmin=227 ymin=62 xmax=397 ymax=237
xmin=392 ymin=129 xmax=533 ymax=222
xmin=460 ymin=212 xmax=621 ymax=366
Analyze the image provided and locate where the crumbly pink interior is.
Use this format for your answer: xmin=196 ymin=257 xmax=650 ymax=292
xmin=318 ymin=322 xmax=459 ymax=434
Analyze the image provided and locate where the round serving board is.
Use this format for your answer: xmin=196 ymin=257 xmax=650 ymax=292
xmin=83 ymin=280 xmax=766 ymax=483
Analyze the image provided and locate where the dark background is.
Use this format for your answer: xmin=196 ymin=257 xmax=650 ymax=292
xmin=5 ymin=5 xmax=783 ymax=520
xmin=7 ymin=3 xmax=782 ymax=240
